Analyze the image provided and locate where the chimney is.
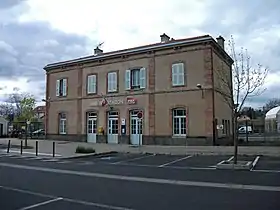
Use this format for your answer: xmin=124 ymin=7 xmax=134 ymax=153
xmin=216 ymin=35 xmax=225 ymax=49
xmin=160 ymin=33 xmax=170 ymax=43
xmin=94 ymin=47 xmax=103 ymax=55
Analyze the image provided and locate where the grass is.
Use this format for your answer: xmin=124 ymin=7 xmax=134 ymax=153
xmin=75 ymin=146 xmax=95 ymax=154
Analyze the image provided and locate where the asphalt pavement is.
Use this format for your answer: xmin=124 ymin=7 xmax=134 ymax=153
xmin=1 ymin=152 xmax=280 ymax=210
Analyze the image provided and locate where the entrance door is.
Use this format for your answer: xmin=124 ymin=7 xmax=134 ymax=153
xmin=107 ymin=111 xmax=119 ymax=144
xmin=130 ymin=110 xmax=143 ymax=145
xmin=87 ymin=112 xmax=97 ymax=143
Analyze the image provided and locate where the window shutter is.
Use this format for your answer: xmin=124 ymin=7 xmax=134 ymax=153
xmin=92 ymin=75 xmax=96 ymax=93
xmin=172 ymin=65 xmax=177 ymax=85
xmin=87 ymin=75 xmax=96 ymax=93
xmin=113 ymin=72 xmax=117 ymax=91
xmin=56 ymin=80 xmax=60 ymax=96
xmin=140 ymin=67 xmax=146 ymax=88
xmin=125 ymin=70 xmax=131 ymax=90
xmin=62 ymin=78 xmax=67 ymax=96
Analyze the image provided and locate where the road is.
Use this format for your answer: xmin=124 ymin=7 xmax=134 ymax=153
xmin=0 ymin=152 xmax=280 ymax=210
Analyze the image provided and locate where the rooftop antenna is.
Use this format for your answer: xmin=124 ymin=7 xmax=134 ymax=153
xmin=96 ymin=42 xmax=104 ymax=49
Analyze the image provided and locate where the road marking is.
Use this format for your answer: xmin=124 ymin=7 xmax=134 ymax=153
xmin=0 ymin=185 xmax=134 ymax=210
xmin=252 ymin=169 xmax=280 ymax=173
xmin=112 ymin=154 xmax=155 ymax=164
xmin=251 ymin=156 xmax=260 ymax=170
xmin=227 ymin=156 xmax=234 ymax=162
xmin=216 ymin=156 xmax=234 ymax=166
xmin=1 ymin=162 xmax=280 ymax=192
xmin=158 ymin=155 xmax=193 ymax=167
xmin=19 ymin=197 xmax=63 ymax=210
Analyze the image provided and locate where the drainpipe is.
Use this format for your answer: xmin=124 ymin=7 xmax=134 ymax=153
xmin=210 ymin=48 xmax=216 ymax=146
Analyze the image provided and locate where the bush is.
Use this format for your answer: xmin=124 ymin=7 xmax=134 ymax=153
xmin=75 ymin=146 xmax=95 ymax=154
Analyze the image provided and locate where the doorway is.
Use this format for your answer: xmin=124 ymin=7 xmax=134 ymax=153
xmin=87 ymin=112 xmax=97 ymax=143
xmin=130 ymin=110 xmax=143 ymax=145
xmin=107 ymin=111 xmax=119 ymax=144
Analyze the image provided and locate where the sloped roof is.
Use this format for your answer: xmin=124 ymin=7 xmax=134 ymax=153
xmin=265 ymin=106 xmax=280 ymax=119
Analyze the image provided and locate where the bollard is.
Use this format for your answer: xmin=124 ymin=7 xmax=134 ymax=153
xmin=35 ymin=141 xmax=38 ymax=156
xmin=20 ymin=140 xmax=23 ymax=155
xmin=7 ymin=140 xmax=11 ymax=153
xmin=52 ymin=142 xmax=55 ymax=157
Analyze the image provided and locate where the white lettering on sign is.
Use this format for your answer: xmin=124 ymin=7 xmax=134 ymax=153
xmin=107 ymin=99 xmax=124 ymax=105
xmin=127 ymin=97 xmax=137 ymax=105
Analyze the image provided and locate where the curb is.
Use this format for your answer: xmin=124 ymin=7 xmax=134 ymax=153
xmin=58 ymin=151 xmax=118 ymax=160
xmin=216 ymin=160 xmax=253 ymax=170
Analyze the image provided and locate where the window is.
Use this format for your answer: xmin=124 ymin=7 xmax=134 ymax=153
xmin=59 ymin=113 xmax=67 ymax=134
xmin=125 ymin=67 xmax=146 ymax=90
xmin=56 ymin=78 xmax=67 ymax=97
xmin=87 ymin=75 xmax=97 ymax=94
xmin=172 ymin=108 xmax=187 ymax=136
xmin=172 ymin=63 xmax=185 ymax=86
xmin=107 ymin=72 xmax=117 ymax=92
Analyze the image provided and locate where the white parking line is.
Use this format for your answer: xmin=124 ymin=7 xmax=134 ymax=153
xmin=19 ymin=197 xmax=63 ymax=210
xmin=111 ymin=154 xmax=155 ymax=164
xmin=252 ymin=169 xmax=280 ymax=173
xmin=158 ymin=155 xmax=193 ymax=167
xmin=251 ymin=156 xmax=260 ymax=170
xmin=216 ymin=156 xmax=234 ymax=165
xmin=0 ymin=185 xmax=135 ymax=210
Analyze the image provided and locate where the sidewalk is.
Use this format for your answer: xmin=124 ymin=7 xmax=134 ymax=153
xmin=0 ymin=138 xmax=279 ymax=158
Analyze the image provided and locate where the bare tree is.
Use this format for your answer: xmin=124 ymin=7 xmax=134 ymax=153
xmin=263 ymin=98 xmax=280 ymax=112
xmin=215 ymin=35 xmax=268 ymax=164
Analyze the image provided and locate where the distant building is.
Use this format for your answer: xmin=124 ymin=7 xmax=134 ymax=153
xmin=34 ymin=106 xmax=45 ymax=120
xmin=265 ymin=106 xmax=280 ymax=133
xmin=0 ymin=116 xmax=8 ymax=137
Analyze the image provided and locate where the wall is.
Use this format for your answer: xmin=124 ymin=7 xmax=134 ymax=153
xmin=0 ymin=117 xmax=8 ymax=136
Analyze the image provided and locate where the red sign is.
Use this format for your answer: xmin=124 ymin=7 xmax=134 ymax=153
xmin=101 ymin=98 xmax=108 ymax=107
xmin=137 ymin=111 xmax=143 ymax=119
xmin=127 ymin=97 xmax=137 ymax=105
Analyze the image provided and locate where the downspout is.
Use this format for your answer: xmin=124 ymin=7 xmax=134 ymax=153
xmin=210 ymin=47 xmax=216 ymax=145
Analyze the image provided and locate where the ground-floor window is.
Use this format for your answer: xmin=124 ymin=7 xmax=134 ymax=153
xmin=59 ymin=113 xmax=67 ymax=134
xmin=172 ymin=108 xmax=186 ymax=136
xmin=87 ymin=112 xmax=97 ymax=134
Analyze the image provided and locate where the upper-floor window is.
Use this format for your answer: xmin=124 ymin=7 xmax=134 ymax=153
xmin=59 ymin=113 xmax=67 ymax=134
xmin=87 ymin=74 xmax=97 ymax=94
xmin=56 ymin=78 xmax=67 ymax=97
xmin=107 ymin=72 xmax=118 ymax=93
xmin=125 ymin=67 xmax=146 ymax=90
xmin=172 ymin=63 xmax=185 ymax=86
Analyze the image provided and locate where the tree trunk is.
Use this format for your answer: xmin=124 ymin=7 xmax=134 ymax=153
xmin=233 ymin=111 xmax=238 ymax=164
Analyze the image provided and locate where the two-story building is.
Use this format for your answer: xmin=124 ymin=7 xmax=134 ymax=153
xmin=44 ymin=33 xmax=234 ymax=145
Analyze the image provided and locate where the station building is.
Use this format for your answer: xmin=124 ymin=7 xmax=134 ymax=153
xmin=44 ymin=33 xmax=233 ymax=145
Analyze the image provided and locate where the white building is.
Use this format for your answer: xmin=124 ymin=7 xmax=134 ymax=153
xmin=0 ymin=116 xmax=8 ymax=137
xmin=265 ymin=106 xmax=280 ymax=133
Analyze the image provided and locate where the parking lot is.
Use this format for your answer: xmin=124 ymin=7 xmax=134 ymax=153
xmin=1 ymin=152 xmax=280 ymax=210
xmin=67 ymin=152 xmax=280 ymax=172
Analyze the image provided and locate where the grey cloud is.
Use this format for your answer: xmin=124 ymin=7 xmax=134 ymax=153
xmin=0 ymin=0 xmax=26 ymax=9
xmin=0 ymin=20 xmax=91 ymax=81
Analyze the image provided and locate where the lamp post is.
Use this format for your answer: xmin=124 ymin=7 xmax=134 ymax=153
xmin=42 ymin=98 xmax=50 ymax=139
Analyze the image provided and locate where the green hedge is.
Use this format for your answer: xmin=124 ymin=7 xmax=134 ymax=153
xmin=75 ymin=146 xmax=95 ymax=154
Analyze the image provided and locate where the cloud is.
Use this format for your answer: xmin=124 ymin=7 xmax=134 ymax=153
xmin=0 ymin=0 xmax=92 ymax=103
xmin=1 ymin=0 xmax=280 ymax=108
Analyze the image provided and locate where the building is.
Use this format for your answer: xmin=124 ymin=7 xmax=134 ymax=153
xmin=265 ymin=106 xmax=280 ymax=133
xmin=34 ymin=106 xmax=46 ymax=120
xmin=44 ymin=33 xmax=234 ymax=145
xmin=0 ymin=116 xmax=8 ymax=137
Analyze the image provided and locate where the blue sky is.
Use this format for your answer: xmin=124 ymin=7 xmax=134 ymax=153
xmin=0 ymin=0 xmax=280 ymax=108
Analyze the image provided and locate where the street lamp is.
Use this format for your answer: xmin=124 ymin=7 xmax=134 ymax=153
xmin=42 ymin=97 xmax=50 ymax=139
xmin=196 ymin=84 xmax=205 ymax=99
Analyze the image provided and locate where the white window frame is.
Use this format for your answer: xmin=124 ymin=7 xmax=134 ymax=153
xmin=172 ymin=108 xmax=187 ymax=137
xmin=107 ymin=72 xmax=117 ymax=92
xmin=56 ymin=78 xmax=67 ymax=97
xmin=125 ymin=67 xmax=146 ymax=90
xmin=172 ymin=63 xmax=185 ymax=86
xmin=87 ymin=74 xmax=97 ymax=94
xmin=59 ymin=113 xmax=67 ymax=134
